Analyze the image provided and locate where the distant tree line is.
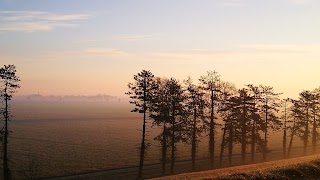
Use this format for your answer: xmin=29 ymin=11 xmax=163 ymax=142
xmin=127 ymin=70 xmax=320 ymax=179
xmin=15 ymin=94 xmax=121 ymax=103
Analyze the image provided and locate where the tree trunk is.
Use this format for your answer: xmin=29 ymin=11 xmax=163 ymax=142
xmin=251 ymin=118 xmax=256 ymax=162
xmin=312 ymin=112 xmax=317 ymax=154
xmin=137 ymin=107 xmax=146 ymax=178
xmin=263 ymin=100 xmax=268 ymax=161
xmin=170 ymin=105 xmax=176 ymax=174
xmin=191 ymin=109 xmax=197 ymax=171
xmin=283 ymin=129 xmax=287 ymax=158
xmin=228 ymin=122 xmax=233 ymax=165
xmin=161 ymin=123 xmax=167 ymax=175
xmin=241 ymin=104 xmax=247 ymax=164
xmin=209 ymin=90 xmax=215 ymax=169
xmin=283 ymin=101 xmax=287 ymax=158
xmin=287 ymin=136 xmax=293 ymax=158
xmin=303 ymin=108 xmax=309 ymax=155
xmin=220 ymin=123 xmax=227 ymax=166
xmin=3 ymin=93 xmax=10 ymax=180
xmin=137 ymin=86 xmax=147 ymax=179
xmin=287 ymin=119 xmax=296 ymax=158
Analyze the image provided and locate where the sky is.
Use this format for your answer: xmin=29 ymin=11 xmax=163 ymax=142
xmin=1 ymin=0 xmax=320 ymax=99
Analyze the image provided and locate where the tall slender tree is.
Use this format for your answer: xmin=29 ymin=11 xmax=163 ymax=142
xmin=238 ymin=88 xmax=255 ymax=164
xmin=219 ymin=100 xmax=239 ymax=165
xmin=166 ymin=78 xmax=186 ymax=174
xmin=150 ymin=77 xmax=171 ymax=175
xmin=246 ymin=84 xmax=262 ymax=162
xmin=199 ymin=71 xmax=220 ymax=168
xmin=294 ymin=91 xmax=313 ymax=155
xmin=287 ymin=99 xmax=300 ymax=157
xmin=0 ymin=64 xmax=20 ymax=180
xmin=184 ymin=77 xmax=206 ymax=171
xmin=219 ymin=123 xmax=227 ymax=166
xmin=310 ymin=89 xmax=320 ymax=154
xmin=282 ymin=98 xmax=290 ymax=158
xmin=259 ymin=85 xmax=281 ymax=161
xmin=126 ymin=70 xmax=158 ymax=179
xmin=217 ymin=81 xmax=237 ymax=166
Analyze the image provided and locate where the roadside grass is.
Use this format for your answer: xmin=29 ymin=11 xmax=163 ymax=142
xmin=208 ymin=159 xmax=320 ymax=180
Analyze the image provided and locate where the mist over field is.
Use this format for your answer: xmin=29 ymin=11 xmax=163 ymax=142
xmin=2 ymin=94 xmax=312 ymax=179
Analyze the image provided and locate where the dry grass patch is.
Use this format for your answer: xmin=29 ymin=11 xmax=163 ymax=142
xmin=150 ymin=155 xmax=320 ymax=180
xmin=211 ymin=160 xmax=320 ymax=180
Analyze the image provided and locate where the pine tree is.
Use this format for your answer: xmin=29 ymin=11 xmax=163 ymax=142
xmin=282 ymin=98 xmax=290 ymax=158
xmin=217 ymin=81 xmax=237 ymax=166
xmin=310 ymin=89 xmax=320 ymax=153
xmin=184 ymin=77 xmax=206 ymax=171
xmin=150 ymin=77 xmax=171 ymax=175
xmin=259 ymin=85 xmax=281 ymax=161
xmin=126 ymin=70 xmax=158 ymax=178
xmin=287 ymin=99 xmax=300 ymax=157
xmin=294 ymin=91 xmax=313 ymax=155
xmin=199 ymin=71 xmax=220 ymax=168
xmin=246 ymin=84 xmax=262 ymax=162
xmin=220 ymin=88 xmax=256 ymax=164
xmin=0 ymin=64 xmax=20 ymax=180
xmin=165 ymin=78 xmax=186 ymax=174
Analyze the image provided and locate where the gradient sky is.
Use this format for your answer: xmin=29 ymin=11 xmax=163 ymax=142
xmin=1 ymin=0 xmax=320 ymax=98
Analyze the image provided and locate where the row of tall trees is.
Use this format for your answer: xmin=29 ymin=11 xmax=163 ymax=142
xmin=127 ymin=70 xmax=320 ymax=179
xmin=218 ymin=85 xmax=282 ymax=164
xmin=0 ymin=65 xmax=20 ymax=180
xmin=284 ymin=89 xmax=320 ymax=158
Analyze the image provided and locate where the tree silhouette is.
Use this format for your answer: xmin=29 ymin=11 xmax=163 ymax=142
xmin=246 ymin=84 xmax=262 ymax=162
xmin=287 ymin=99 xmax=299 ymax=157
xmin=0 ymin=64 xmax=20 ymax=180
xmin=310 ymin=89 xmax=320 ymax=154
xmin=293 ymin=90 xmax=314 ymax=155
xmin=217 ymin=81 xmax=237 ymax=166
xmin=165 ymin=78 xmax=186 ymax=174
xmin=219 ymin=99 xmax=238 ymax=165
xmin=220 ymin=88 xmax=257 ymax=164
xmin=124 ymin=70 xmax=320 ymax=178
xmin=259 ymin=85 xmax=281 ymax=161
xmin=150 ymin=77 xmax=171 ymax=175
xmin=184 ymin=77 xmax=206 ymax=171
xmin=126 ymin=70 xmax=158 ymax=179
xmin=199 ymin=71 xmax=220 ymax=168
xmin=291 ymin=89 xmax=320 ymax=155
xmin=238 ymin=88 xmax=256 ymax=163
xmin=282 ymin=98 xmax=290 ymax=158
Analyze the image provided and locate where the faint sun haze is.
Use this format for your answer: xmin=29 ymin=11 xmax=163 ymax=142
xmin=0 ymin=1 xmax=320 ymax=99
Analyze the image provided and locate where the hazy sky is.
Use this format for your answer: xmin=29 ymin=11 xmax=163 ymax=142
xmin=1 ymin=0 xmax=320 ymax=98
